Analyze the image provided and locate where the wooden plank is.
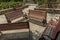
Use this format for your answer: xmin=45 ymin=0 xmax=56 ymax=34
xmin=41 ymin=17 xmax=60 ymax=40
xmin=0 ymin=22 xmax=29 ymax=40
xmin=5 ymin=10 xmax=24 ymax=23
xmin=27 ymin=10 xmax=47 ymax=22
xmin=0 ymin=22 xmax=29 ymax=31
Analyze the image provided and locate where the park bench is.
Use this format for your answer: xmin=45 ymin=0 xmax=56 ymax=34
xmin=5 ymin=10 xmax=24 ymax=23
xmin=0 ymin=22 xmax=29 ymax=40
xmin=39 ymin=17 xmax=60 ymax=40
xmin=0 ymin=22 xmax=29 ymax=31
xmin=27 ymin=10 xmax=47 ymax=24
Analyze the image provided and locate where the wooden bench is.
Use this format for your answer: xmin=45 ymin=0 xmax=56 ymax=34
xmin=5 ymin=10 xmax=24 ymax=23
xmin=40 ymin=17 xmax=60 ymax=40
xmin=27 ymin=10 xmax=47 ymax=24
xmin=0 ymin=22 xmax=29 ymax=40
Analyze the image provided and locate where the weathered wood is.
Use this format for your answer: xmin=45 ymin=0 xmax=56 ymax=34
xmin=0 ymin=22 xmax=29 ymax=31
xmin=27 ymin=10 xmax=47 ymax=22
xmin=13 ymin=5 xmax=28 ymax=10
xmin=0 ymin=22 xmax=29 ymax=40
xmin=5 ymin=10 xmax=24 ymax=23
xmin=41 ymin=17 xmax=60 ymax=40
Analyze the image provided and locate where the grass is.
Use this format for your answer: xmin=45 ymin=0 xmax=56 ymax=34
xmin=0 ymin=1 xmax=22 ymax=10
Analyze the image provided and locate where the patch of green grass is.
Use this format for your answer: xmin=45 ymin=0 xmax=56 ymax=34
xmin=0 ymin=2 xmax=22 ymax=10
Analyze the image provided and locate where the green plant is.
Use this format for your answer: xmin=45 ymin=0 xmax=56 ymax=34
xmin=0 ymin=1 xmax=23 ymax=10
